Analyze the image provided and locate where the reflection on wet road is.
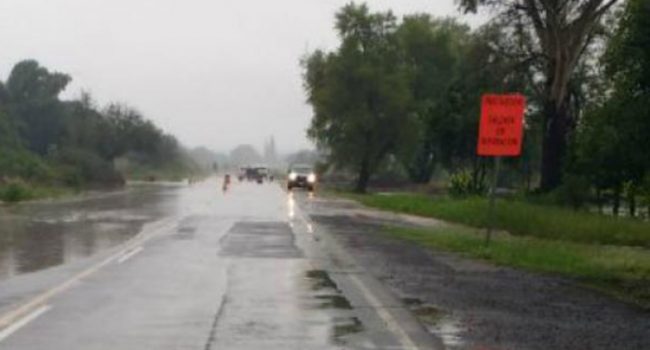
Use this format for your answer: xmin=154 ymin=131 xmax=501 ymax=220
xmin=0 ymin=184 xmax=183 ymax=280
xmin=0 ymin=179 xmax=437 ymax=350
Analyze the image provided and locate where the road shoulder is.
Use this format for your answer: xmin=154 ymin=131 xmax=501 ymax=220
xmin=300 ymin=195 xmax=650 ymax=350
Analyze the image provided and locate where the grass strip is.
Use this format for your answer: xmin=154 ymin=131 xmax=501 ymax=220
xmin=385 ymin=225 xmax=650 ymax=309
xmin=0 ymin=183 xmax=75 ymax=203
xmin=343 ymin=193 xmax=650 ymax=247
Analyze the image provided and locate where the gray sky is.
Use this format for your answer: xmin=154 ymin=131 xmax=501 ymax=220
xmin=0 ymin=0 xmax=484 ymax=154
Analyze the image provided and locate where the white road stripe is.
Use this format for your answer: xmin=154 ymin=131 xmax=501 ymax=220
xmin=0 ymin=305 xmax=51 ymax=343
xmin=292 ymin=206 xmax=421 ymax=350
xmin=348 ymin=274 xmax=420 ymax=350
xmin=117 ymin=246 xmax=144 ymax=264
xmin=0 ymin=217 xmax=177 ymax=332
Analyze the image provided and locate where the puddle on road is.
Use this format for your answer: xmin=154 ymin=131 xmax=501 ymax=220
xmin=306 ymin=269 xmax=338 ymax=290
xmin=332 ymin=316 xmax=364 ymax=343
xmin=413 ymin=305 xmax=446 ymax=325
xmin=220 ymin=221 xmax=303 ymax=259
xmin=304 ymin=269 xmax=364 ymax=345
xmin=176 ymin=226 xmax=196 ymax=240
xmin=315 ymin=295 xmax=353 ymax=309
xmin=403 ymin=297 xmax=465 ymax=349
xmin=402 ymin=297 xmax=424 ymax=307
xmin=305 ymin=269 xmax=352 ymax=309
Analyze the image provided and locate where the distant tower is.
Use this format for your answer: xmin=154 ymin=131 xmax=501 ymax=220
xmin=264 ymin=135 xmax=278 ymax=166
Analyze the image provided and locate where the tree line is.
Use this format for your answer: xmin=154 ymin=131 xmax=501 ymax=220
xmin=0 ymin=59 xmax=196 ymax=195
xmin=303 ymin=1 xmax=649 ymax=216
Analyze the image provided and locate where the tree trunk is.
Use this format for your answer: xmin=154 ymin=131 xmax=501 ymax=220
xmin=613 ymin=185 xmax=621 ymax=217
xmin=355 ymin=153 xmax=371 ymax=193
xmin=471 ymin=156 xmax=480 ymax=192
xmin=540 ymin=99 xmax=570 ymax=192
xmin=524 ymin=156 xmax=532 ymax=192
xmin=628 ymin=185 xmax=636 ymax=218
xmin=596 ymin=188 xmax=603 ymax=214
xmin=629 ymin=195 xmax=636 ymax=218
xmin=407 ymin=144 xmax=435 ymax=184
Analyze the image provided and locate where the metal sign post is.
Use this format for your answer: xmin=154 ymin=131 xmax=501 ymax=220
xmin=485 ymin=156 xmax=501 ymax=246
xmin=477 ymin=94 xmax=526 ymax=246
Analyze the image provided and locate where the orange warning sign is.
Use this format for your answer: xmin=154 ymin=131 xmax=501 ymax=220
xmin=477 ymin=94 xmax=526 ymax=156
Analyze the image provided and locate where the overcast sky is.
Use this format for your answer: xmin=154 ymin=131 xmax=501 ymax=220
xmin=0 ymin=0 xmax=484 ymax=154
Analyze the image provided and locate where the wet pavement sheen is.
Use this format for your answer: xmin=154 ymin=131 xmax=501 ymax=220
xmin=0 ymin=179 xmax=432 ymax=349
xmin=0 ymin=184 xmax=182 ymax=279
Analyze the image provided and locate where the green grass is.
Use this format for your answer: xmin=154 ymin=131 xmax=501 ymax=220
xmin=343 ymin=193 xmax=650 ymax=247
xmin=0 ymin=182 xmax=74 ymax=203
xmin=386 ymin=226 xmax=650 ymax=308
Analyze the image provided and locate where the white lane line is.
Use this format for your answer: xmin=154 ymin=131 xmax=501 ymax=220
xmin=292 ymin=207 xmax=421 ymax=350
xmin=0 ymin=305 xmax=51 ymax=343
xmin=0 ymin=217 xmax=177 ymax=332
xmin=117 ymin=246 xmax=144 ymax=264
xmin=348 ymin=274 xmax=420 ymax=350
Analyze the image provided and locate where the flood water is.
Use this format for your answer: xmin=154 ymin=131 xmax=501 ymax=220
xmin=0 ymin=183 xmax=184 ymax=280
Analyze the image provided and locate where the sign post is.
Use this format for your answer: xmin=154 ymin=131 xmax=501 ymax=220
xmin=477 ymin=94 xmax=526 ymax=245
xmin=485 ymin=156 xmax=501 ymax=245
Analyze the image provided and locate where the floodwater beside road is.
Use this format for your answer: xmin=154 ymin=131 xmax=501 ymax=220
xmin=0 ymin=183 xmax=183 ymax=280
xmin=0 ymin=179 xmax=440 ymax=349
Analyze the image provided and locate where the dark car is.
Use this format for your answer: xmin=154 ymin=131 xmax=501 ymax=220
xmin=245 ymin=167 xmax=264 ymax=183
xmin=287 ymin=164 xmax=316 ymax=191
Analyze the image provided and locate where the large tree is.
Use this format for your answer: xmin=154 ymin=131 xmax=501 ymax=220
xmin=572 ymin=0 xmax=650 ymax=216
xmin=6 ymin=60 xmax=71 ymax=155
xmin=303 ymin=3 xmax=415 ymax=192
xmin=459 ymin=0 xmax=619 ymax=191
xmin=396 ymin=16 xmax=472 ymax=183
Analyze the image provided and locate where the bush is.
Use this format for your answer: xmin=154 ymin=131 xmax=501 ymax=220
xmin=553 ymin=174 xmax=592 ymax=209
xmin=0 ymin=180 xmax=33 ymax=202
xmin=0 ymin=147 xmax=53 ymax=181
xmin=448 ymin=170 xmax=486 ymax=197
xmin=53 ymin=148 xmax=124 ymax=187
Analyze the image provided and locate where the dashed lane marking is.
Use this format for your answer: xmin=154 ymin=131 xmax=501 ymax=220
xmin=0 ymin=305 xmax=51 ymax=343
xmin=117 ymin=246 xmax=144 ymax=264
xmin=0 ymin=217 xmax=176 ymax=335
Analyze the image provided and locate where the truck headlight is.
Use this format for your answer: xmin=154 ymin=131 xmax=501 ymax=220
xmin=307 ymin=173 xmax=316 ymax=183
xmin=289 ymin=172 xmax=297 ymax=181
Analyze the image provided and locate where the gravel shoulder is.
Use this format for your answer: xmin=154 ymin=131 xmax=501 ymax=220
xmin=302 ymin=196 xmax=650 ymax=350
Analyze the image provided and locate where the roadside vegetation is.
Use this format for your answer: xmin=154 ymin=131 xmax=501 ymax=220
xmin=0 ymin=179 xmax=72 ymax=203
xmin=304 ymin=1 xmax=650 ymax=219
xmin=308 ymin=0 xmax=650 ymax=307
xmin=345 ymin=193 xmax=650 ymax=247
xmin=384 ymin=225 xmax=650 ymax=309
xmin=0 ymin=60 xmax=200 ymax=203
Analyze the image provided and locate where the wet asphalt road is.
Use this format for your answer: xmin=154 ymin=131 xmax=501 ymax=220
xmin=0 ymin=179 xmax=437 ymax=350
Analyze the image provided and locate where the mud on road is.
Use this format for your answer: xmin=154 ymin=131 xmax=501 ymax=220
xmin=302 ymin=196 xmax=650 ymax=350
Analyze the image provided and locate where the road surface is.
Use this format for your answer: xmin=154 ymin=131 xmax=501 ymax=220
xmin=0 ymin=179 xmax=437 ymax=350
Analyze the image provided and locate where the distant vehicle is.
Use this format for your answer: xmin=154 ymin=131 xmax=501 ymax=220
xmin=237 ymin=165 xmax=270 ymax=183
xmin=256 ymin=167 xmax=269 ymax=181
xmin=287 ymin=164 xmax=316 ymax=191
xmin=238 ymin=167 xmax=247 ymax=182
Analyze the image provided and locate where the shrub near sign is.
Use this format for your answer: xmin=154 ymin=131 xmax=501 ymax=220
xmin=477 ymin=94 xmax=526 ymax=156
